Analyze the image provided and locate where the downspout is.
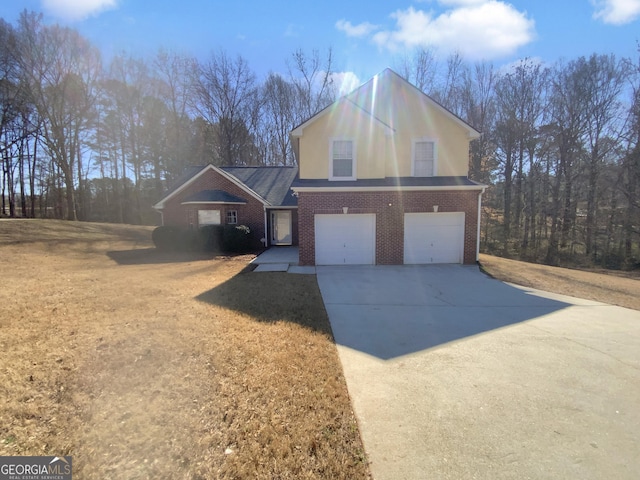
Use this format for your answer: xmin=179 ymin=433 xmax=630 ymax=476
xmin=476 ymin=187 xmax=486 ymax=262
xmin=263 ymin=206 xmax=268 ymax=248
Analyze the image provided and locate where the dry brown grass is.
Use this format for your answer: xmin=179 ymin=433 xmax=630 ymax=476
xmin=0 ymin=219 xmax=370 ymax=479
xmin=480 ymin=253 xmax=640 ymax=311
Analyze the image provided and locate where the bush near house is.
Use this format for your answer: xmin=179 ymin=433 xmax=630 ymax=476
xmin=198 ymin=225 xmax=224 ymax=252
xmin=222 ymin=224 xmax=251 ymax=253
xmin=152 ymin=225 xmax=251 ymax=253
xmin=151 ymin=226 xmax=184 ymax=251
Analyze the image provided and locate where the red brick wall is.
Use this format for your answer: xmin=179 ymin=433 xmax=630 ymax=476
xmin=297 ymin=190 xmax=480 ymax=265
xmin=161 ymin=169 xmax=267 ymax=249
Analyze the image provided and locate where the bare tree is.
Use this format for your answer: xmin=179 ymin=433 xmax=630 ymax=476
xmin=460 ymin=61 xmax=497 ymax=185
xmin=433 ymin=51 xmax=467 ymax=117
xmin=287 ymin=48 xmax=335 ymax=123
xmin=17 ymin=11 xmax=101 ymax=220
xmin=153 ymin=49 xmax=198 ymax=181
xmin=193 ymin=50 xmax=260 ymax=165
xmin=544 ymin=59 xmax=591 ymax=263
xmin=579 ymin=54 xmax=628 ymax=257
xmin=261 ymin=73 xmax=297 ymax=165
xmin=394 ymin=47 xmax=439 ymax=94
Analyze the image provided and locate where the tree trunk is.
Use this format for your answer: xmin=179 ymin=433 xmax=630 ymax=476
xmin=29 ymin=134 xmax=37 ymax=218
xmin=19 ymin=141 xmax=26 ymax=217
xmin=545 ymin=160 xmax=563 ymax=265
xmin=62 ymin=164 xmax=77 ymax=221
xmin=585 ymin=147 xmax=599 ymax=256
xmin=503 ymin=150 xmax=513 ymax=253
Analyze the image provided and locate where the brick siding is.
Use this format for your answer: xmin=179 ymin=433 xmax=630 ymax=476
xmin=297 ymin=190 xmax=480 ymax=265
xmin=161 ymin=169 xmax=267 ymax=250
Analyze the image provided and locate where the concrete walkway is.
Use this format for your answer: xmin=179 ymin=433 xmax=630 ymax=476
xmin=251 ymin=247 xmax=315 ymax=274
xmin=316 ymin=265 xmax=640 ymax=480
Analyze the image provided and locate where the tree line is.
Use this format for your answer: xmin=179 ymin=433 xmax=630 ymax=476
xmin=0 ymin=11 xmax=334 ymax=225
xmin=1 ymin=11 xmax=639 ymax=269
xmin=396 ymin=48 xmax=639 ymax=269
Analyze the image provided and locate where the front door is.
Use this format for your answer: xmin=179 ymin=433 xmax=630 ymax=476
xmin=271 ymin=210 xmax=292 ymax=245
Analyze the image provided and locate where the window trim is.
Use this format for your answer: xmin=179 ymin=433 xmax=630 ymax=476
xmin=226 ymin=210 xmax=238 ymax=225
xmin=329 ymin=137 xmax=357 ymax=181
xmin=411 ymin=138 xmax=438 ymax=177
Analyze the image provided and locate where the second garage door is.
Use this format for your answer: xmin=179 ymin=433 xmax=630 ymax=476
xmin=404 ymin=212 xmax=465 ymax=264
xmin=315 ymin=214 xmax=376 ymax=265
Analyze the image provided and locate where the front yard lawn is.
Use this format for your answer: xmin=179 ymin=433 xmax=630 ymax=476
xmin=0 ymin=219 xmax=370 ymax=479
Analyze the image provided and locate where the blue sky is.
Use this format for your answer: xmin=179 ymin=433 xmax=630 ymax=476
xmin=2 ymin=0 xmax=640 ymax=91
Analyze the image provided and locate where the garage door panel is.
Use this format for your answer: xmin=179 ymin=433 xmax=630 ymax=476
xmin=404 ymin=213 xmax=464 ymax=264
xmin=315 ymin=214 xmax=376 ymax=265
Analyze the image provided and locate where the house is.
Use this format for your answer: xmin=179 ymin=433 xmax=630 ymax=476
xmin=291 ymin=68 xmax=485 ymax=266
xmin=152 ymin=165 xmax=299 ymax=250
xmin=154 ymin=68 xmax=485 ymax=265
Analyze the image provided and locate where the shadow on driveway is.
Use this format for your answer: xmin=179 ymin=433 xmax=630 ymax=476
xmin=316 ymin=265 xmax=572 ymax=360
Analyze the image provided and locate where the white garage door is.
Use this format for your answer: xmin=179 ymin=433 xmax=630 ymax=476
xmin=404 ymin=212 xmax=465 ymax=264
xmin=315 ymin=214 xmax=376 ymax=265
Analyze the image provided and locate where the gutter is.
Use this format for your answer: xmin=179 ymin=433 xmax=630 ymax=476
xmin=291 ymin=185 xmax=485 ymax=193
xmin=263 ymin=206 xmax=268 ymax=248
xmin=476 ymin=186 xmax=486 ymax=262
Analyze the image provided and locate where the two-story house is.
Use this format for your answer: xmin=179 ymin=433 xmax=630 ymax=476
xmin=153 ymin=68 xmax=485 ymax=265
xmin=291 ymin=68 xmax=485 ymax=266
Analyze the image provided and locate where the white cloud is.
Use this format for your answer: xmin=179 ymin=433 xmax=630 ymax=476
xmin=42 ymin=0 xmax=118 ymax=21
xmin=331 ymin=71 xmax=362 ymax=96
xmin=436 ymin=0 xmax=487 ymax=5
xmin=335 ymin=19 xmax=379 ymax=38
xmin=284 ymin=24 xmax=302 ymax=37
xmin=592 ymin=0 xmax=640 ymax=24
xmin=350 ymin=1 xmax=535 ymax=60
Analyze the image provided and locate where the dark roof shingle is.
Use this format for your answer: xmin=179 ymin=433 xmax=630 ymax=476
xmin=221 ymin=166 xmax=298 ymax=206
xmin=156 ymin=164 xmax=299 ymax=208
xmin=181 ymin=189 xmax=247 ymax=204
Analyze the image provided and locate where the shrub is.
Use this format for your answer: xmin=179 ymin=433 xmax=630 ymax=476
xmin=223 ymin=224 xmax=251 ymax=253
xmin=197 ymin=225 xmax=224 ymax=252
xmin=152 ymin=226 xmax=184 ymax=251
xmin=153 ymin=224 xmax=251 ymax=253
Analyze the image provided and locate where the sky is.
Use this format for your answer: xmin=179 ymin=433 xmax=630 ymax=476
xmin=1 ymin=0 xmax=640 ymax=93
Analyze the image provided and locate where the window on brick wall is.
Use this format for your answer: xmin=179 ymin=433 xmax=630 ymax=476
xmin=226 ymin=210 xmax=238 ymax=224
xmin=198 ymin=209 xmax=221 ymax=226
xmin=412 ymin=139 xmax=437 ymax=177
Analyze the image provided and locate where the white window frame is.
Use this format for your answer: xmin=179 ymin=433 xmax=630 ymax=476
xmin=226 ymin=210 xmax=238 ymax=225
xmin=412 ymin=138 xmax=437 ymax=177
xmin=329 ymin=138 xmax=357 ymax=181
xmin=198 ymin=209 xmax=221 ymax=226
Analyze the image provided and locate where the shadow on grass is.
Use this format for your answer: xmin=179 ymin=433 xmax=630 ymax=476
xmin=195 ymin=270 xmax=333 ymax=337
xmin=107 ymin=248 xmax=219 ymax=265
xmin=0 ymin=218 xmax=154 ymax=246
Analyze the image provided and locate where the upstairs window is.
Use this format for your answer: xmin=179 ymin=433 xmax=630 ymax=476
xmin=330 ymin=139 xmax=356 ymax=180
xmin=413 ymin=140 xmax=436 ymax=177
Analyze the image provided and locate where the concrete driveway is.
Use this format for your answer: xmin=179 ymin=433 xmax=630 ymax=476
xmin=316 ymin=265 xmax=640 ymax=480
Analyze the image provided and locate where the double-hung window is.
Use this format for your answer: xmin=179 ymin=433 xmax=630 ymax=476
xmin=413 ymin=139 xmax=436 ymax=177
xmin=226 ymin=210 xmax=237 ymax=225
xmin=330 ymin=139 xmax=356 ymax=180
